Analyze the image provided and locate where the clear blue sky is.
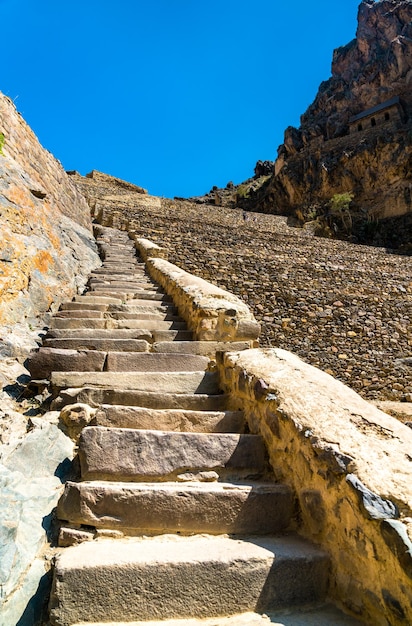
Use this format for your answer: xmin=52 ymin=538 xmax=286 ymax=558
xmin=2 ymin=0 xmax=361 ymax=198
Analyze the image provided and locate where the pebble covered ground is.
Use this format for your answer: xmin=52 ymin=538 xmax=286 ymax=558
xmin=92 ymin=193 xmax=412 ymax=404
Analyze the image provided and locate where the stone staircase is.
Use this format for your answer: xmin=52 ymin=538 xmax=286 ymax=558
xmin=27 ymin=226 xmax=364 ymax=625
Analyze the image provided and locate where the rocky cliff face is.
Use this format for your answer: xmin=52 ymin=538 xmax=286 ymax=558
xmin=0 ymin=93 xmax=100 ymax=359
xmin=255 ymin=0 xmax=412 ymax=246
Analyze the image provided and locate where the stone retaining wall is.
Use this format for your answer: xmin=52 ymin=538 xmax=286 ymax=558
xmin=217 ymin=348 xmax=412 ymax=626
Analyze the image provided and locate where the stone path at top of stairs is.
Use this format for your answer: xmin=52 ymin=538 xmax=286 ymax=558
xmin=29 ymin=225 xmax=364 ymax=626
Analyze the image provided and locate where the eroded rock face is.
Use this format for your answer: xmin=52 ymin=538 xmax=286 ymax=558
xmin=0 ymin=93 xmax=100 ymax=357
xmin=259 ymin=0 xmax=412 ymax=237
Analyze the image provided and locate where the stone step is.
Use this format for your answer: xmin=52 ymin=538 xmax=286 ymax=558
xmin=53 ymin=388 xmax=232 ymax=411
xmin=49 ymin=318 xmax=185 ymax=331
xmin=111 ymin=319 xmax=187 ymax=331
xmin=49 ymin=535 xmax=329 ymax=625
xmin=43 ymin=339 xmax=151 ymax=352
xmin=50 ymin=318 xmax=108 ymax=330
xmin=91 ymin=268 xmax=145 ymax=276
xmin=78 ymin=427 xmax=267 ymax=481
xmin=60 ymin=302 xmax=109 ymax=312
xmin=45 ymin=329 xmax=154 ymax=341
xmin=27 ymin=348 xmax=107 ymax=379
xmin=88 ymin=292 xmax=173 ymax=303
xmin=57 ymin=481 xmax=293 ymax=535
xmin=126 ymin=298 xmax=176 ymax=309
xmin=74 ymin=295 xmax=123 ymax=305
xmin=55 ymin=311 xmax=104 ymax=319
xmin=152 ymin=341 xmax=251 ymax=356
xmin=105 ymin=352 xmax=209 ymax=372
xmin=152 ymin=330 xmax=193 ymax=342
xmin=93 ymin=405 xmax=245 ymax=433
xmin=51 ymin=371 xmax=221 ymax=395
xmin=108 ymin=312 xmax=182 ymax=321
xmin=89 ymin=274 xmax=149 ymax=282
xmin=90 ymin=286 xmax=160 ymax=294
xmin=68 ymin=605 xmax=365 ymax=626
xmin=109 ymin=303 xmax=178 ymax=315
xmin=89 ymin=281 xmax=157 ymax=290
xmin=28 ymin=349 xmax=208 ymax=378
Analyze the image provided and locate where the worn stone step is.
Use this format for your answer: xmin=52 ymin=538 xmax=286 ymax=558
xmin=74 ymin=295 xmax=123 ymax=305
xmin=43 ymin=339 xmax=150 ymax=352
xmin=45 ymin=329 xmax=153 ymax=341
xmin=93 ymin=405 xmax=245 ymax=432
xmin=91 ymin=292 xmax=173 ymax=303
xmin=105 ymin=352 xmax=209 ymax=372
xmin=57 ymin=481 xmax=293 ymax=535
xmin=27 ymin=348 xmax=107 ymax=379
xmin=109 ymin=303 xmax=178 ymax=316
xmin=51 ymin=371 xmax=221 ymax=395
xmin=89 ymin=274 xmax=149 ymax=282
xmin=89 ymin=281 xmax=157 ymax=290
xmin=91 ymin=268 xmax=144 ymax=276
xmin=90 ymin=286 xmax=160 ymax=295
xmin=152 ymin=330 xmax=193 ymax=342
xmin=126 ymin=298 xmax=176 ymax=309
xmin=50 ymin=318 xmax=108 ymax=330
xmin=49 ymin=318 xmax=185 ymax=331
xmin=78 ymin=427 xmax=267 ymax=481
xmin=108 ymin=311 xmax=182 ymax=322
xmin=152 ymin=341 xmax=251 ymax=356
xmin=53 ymin=388 xmax=231 ymax=411
xmin=49 ymin=535 xmax=329 ymax=625
xmin=68 ymin=605 xmax=365 ymax=626
xmin=60 ymin=302 xmax=109 ymax=312
xmin=110 ymin=320 xmax=187 ymax=331
xmin=55 ymin=310 xmax=104 ymax=319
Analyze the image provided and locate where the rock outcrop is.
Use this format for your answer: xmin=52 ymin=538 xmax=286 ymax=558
xmin=247 ymin=0 xmax=412 ymax=247
xmin=0 ymin=93 xmax=100 ymax=359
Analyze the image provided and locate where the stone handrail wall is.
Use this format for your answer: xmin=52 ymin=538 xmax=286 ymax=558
xmin=143 ymin=258 xmax=260 ymax=344
xmin=134 ymin=237 xmax=169 ymax=262
xmin=217 ymin=347 xmax=412 ymax=626
xmin=132 ymin=234 xmax=260 ymax=344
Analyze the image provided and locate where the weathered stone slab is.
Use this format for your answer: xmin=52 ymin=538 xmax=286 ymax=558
xmin=54 ymin=310 xmax=104 ymax=319
xmin=91 ymin=285 xmax=158 ymax=294
xmin=89 ymin=281 xmax=156 ymax=290
xmin=58 ymin=480 xmax=293 ymax=534
xmin=68 ymin=607 xmax=365 ymax=626
xmin=74 ymin=295 xmax=123 ymax=305
xmin=153 ymin=341 xmax=251 ymax=356
xmin=107 ymin=312 xmax=181 ymax=321
xmin=60 ymin=302 xmax=109 ymax=312
xmin=127 ymin=299 xmax=175 ymax=309
xmin=45 ymin=329 xmax=152 ymax=341
xmin=91 ymin=269 xmax=143 ymax=276
xmin=51 ymin=371 xmax=220 ymax=394
xmin=49 ymin=535 xmax=329 ymax=625
xmin=109 ymin=319 xmax=186 ymax=331
xmin=53 ymin=388 xmax=231 ymax=411
xmin=27 ymin=347 xmax=107 ymax=379
xmin=105 ymin=352 xmax=209 ymax=372
xmin=93 ymin=406 xmax=245 ymax=432
xmin=43 ymin=339 xmax=150 ymax=352
xmin=50 ymin=318 xmax=108 ymax=330
xmin=78 ymin=427 xmax=267 ymax=481
xmin=152 ymin=330 xmax=193 ymax=342
xmin=109 ymin=304 xmax=178 ymax=316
